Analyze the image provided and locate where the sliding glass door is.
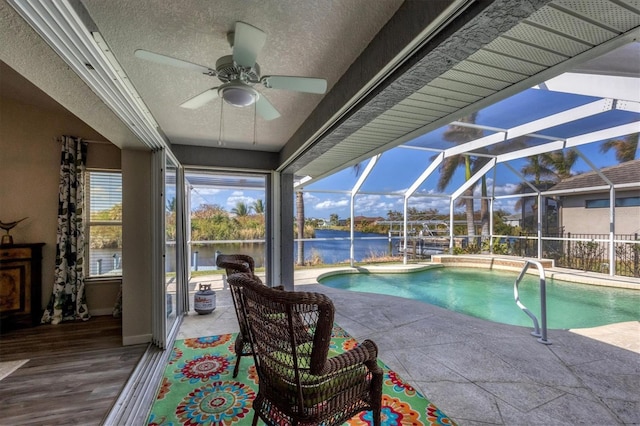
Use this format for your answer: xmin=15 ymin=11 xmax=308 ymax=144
xmin=184 ymin=170 xmax=267 ymax=281
xmin=151 ymin=150 xmax=188 ymax=348
xmin=165 ymin=159 xmax=179 ymax=335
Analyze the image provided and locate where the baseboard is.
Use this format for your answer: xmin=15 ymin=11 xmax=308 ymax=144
xmin=123 ymin=334 xmax=152 ymax=346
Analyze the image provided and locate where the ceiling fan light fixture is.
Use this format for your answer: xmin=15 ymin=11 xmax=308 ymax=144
xmin=220 ymin=82 xmax=258 ymax=107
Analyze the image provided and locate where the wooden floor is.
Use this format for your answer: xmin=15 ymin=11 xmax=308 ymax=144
xmin=0 ymin=316 xmax=147 ymax=425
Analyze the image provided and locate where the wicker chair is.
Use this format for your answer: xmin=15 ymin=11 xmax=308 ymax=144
xmin=228 ymin=273 xmax=383 ymax=426
xmin=215 ymin=253 xmax=261 ymax=378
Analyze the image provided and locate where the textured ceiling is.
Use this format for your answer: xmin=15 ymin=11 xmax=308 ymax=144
xmin=81 ymin=0 xmax=403 ymax=151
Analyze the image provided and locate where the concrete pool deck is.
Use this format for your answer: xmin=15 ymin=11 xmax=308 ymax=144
xmin=179 ymin=264 xmax=640 ymax=425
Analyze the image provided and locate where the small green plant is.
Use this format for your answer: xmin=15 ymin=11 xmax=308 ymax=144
xmin=485 ymin=238 xmax=509 ymax=255
xmin=572 ymin=241 xmax=605 ymax=272
xmin=453 ymin=243 xmax=481 ymax=255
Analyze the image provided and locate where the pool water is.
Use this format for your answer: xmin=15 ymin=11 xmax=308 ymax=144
xmin=319 ymin=268 xmax=640 ymax=329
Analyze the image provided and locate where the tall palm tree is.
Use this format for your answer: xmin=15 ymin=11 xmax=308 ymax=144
xmin=231 ymin=201 xmax=251 ymax=217
xmin=296 ymin=191 xmax=305 ymax=266
xmin=438 ymin=113 xmax=483 ymax=239
xmin=438 ymin=119 xmax=532 ymax=240
xmin=252 ymin=199 xmax=265 ymax=215
xmin=513 ymin=154 xmax=557 ymax=211
xmin=600 ymin=133 xmax=639 ymax=163
xmin=521 ymin=155 xmax=555 ymax=183
xmin=541 ymin=150 xmax=577 ymax=180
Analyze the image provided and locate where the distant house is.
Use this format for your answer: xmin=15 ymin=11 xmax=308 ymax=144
xmin=504 ymin=213 xmax=522 ymax=228
xmin=549 ymin=160 xmax=640 ymax=235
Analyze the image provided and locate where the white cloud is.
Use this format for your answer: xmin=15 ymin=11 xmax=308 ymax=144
xmin=408 ymin=198 xmax=451 ymax=213
xmin=192 ymin=187 xmax=221 ymax=197
xmin=303 ymin=192 xmax=319 ymax=202
xmin=315 ymin=199 xmax=349 ymax=209
xmin=354 ymin=195 xmax=396 ymax=216
xmin=227 ymin=194 xmax=256 ymax=209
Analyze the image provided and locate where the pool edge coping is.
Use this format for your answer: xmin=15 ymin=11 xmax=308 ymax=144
xmin=312 ymin=255 xmax=640 ymax=291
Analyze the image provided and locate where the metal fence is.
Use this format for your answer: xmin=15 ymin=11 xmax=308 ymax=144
xmin=518 ymin=232 xmax=640 ymax=277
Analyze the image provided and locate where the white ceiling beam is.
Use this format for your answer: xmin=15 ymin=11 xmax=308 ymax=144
xmin=448 ymin=121 xmax=507 ymax=133
xmin=506 ymin=98 xmax=613 ymax=139
xmin=566 ymin=122 xmax=640 ymax=148
xmin=535 ymin=72 xmax=640 ymax=103
xmin=405 ymin=152 xmax=444 ymax=197
xmin=444 ymin=132 xmax=505 ymax=157
xmin=442 ymin=98 xmax=614 ymax=159
xmin=495 ymin=121 xmax=640 ymax=163
xmin=351 ymin=154 xmax=380 ymax=195
xmin=615 ymin=100 xmax=640 ymax=113
xmin=497 ymin=140 xmax=566 ymax=163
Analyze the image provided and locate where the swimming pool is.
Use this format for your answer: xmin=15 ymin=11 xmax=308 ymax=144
xmin=319 ymin=267 xmax=640 ymax=329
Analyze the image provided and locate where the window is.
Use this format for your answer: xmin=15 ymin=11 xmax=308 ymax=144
xmin=585 ymin=199 xmax=609 ymax=208
xmin=616 ymin=196 xmax=640 ymax=207
xmin=86 ymin=170 xmax=122 ymax=277
xmin=585 ymin=196 xmax=640 ymax=209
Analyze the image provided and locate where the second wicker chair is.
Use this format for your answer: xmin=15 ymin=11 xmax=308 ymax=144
xmin=215 ymin=253 xmax=261 ymax=378
xmin=228 ymin=273 xmax=383 ymax=426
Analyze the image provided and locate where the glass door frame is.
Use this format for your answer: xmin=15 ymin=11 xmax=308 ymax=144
xmin=151 ymin=149 xmax=188 ymax=348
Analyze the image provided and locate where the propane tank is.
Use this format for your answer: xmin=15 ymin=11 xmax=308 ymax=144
xmin=194 ymin=283 xmax=216 ymax=315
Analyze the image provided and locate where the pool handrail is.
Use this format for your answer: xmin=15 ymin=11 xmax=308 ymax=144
xmin=513 ymin=259 xmax=551 ymax=345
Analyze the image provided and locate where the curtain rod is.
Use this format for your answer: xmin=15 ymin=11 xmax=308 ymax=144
xmin=54 ymin=137 xmax=112 ymax=145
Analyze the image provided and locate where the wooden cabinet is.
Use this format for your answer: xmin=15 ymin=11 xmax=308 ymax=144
xmin=0 ymin=243 xmax=44 ymax=330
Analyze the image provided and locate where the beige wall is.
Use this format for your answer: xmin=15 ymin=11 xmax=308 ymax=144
xmin=121 ymin=149 xmax=153 ymax=345
xmin=0 ymin=96 xmax=122 ymax=316
xmin=559 ymin=190 xmax=640 ymax=235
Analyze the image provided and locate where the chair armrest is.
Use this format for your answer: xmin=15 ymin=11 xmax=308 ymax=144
xmin=316 ymin=339 xmax=379 ymax=376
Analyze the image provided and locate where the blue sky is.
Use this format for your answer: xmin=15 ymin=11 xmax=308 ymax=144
xmin=186 ymin=86 xmax=638 ymax=220
xmin=186 ymin=138 xmax=633 ymax=221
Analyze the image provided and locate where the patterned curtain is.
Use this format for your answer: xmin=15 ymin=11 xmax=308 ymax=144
xmin=41 ymin=136 xmax=90 ymax=324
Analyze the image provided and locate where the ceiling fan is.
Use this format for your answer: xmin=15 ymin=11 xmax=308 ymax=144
xmin=134 ymin=21 xmax=327 ymax=121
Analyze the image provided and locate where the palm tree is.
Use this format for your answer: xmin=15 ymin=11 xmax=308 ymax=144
xmin=513 ymin=154 xmax=557 ymax=211
xmin=542 ymin=150 xmax=577 ymax=180
xmin=231 ymin=201 xmax=251 ymax=217
xmin=166 ymin=196 xmax=176 ymax=213
xmin=600 ymin=133 xmax=639 ymax=163
xmin=438 ymin=119 xmax=532 ymax=241
xmin=252 ymin=199 xmax=265 ymax=215
xmin=438 ymin=113 xmax=483 ymax=239
xmin=296 ymin=191 xmax=305 ymax=266
xmin=512 ymin=150 xmax=578 ymax=234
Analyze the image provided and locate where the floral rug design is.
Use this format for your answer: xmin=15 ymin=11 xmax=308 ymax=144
xmin=147 ymin=326 xmax=454 ymax=425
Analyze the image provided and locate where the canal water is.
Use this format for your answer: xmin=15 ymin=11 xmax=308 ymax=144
xmin=180 ymin=229 xmax=394 ymax=269
xmin=91 ymin=229 xmax=398 ymax=274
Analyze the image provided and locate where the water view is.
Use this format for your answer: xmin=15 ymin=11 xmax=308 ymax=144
xmin=164 ymin=229 xmax=396 ymax=270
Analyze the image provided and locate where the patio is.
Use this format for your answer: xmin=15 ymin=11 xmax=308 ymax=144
xmin=177 ymin=266 xmax=640 ymax=425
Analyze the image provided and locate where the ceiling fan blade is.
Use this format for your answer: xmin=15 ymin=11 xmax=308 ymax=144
xmin=232 ymin=22 xmax=266 ymax=68
xmin=262 ymin=76 xmax=327 ymax=94
xmin=179 ymin=88 xmax=219 ymax=109
xmin=255 ymin=95 xmax=281 ymax=121
xmin=134 ymin=49 xmax=213 ymax=74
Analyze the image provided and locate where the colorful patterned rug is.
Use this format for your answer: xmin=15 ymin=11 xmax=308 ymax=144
xmin=147 ymin=325 xmax=454 ymax=425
